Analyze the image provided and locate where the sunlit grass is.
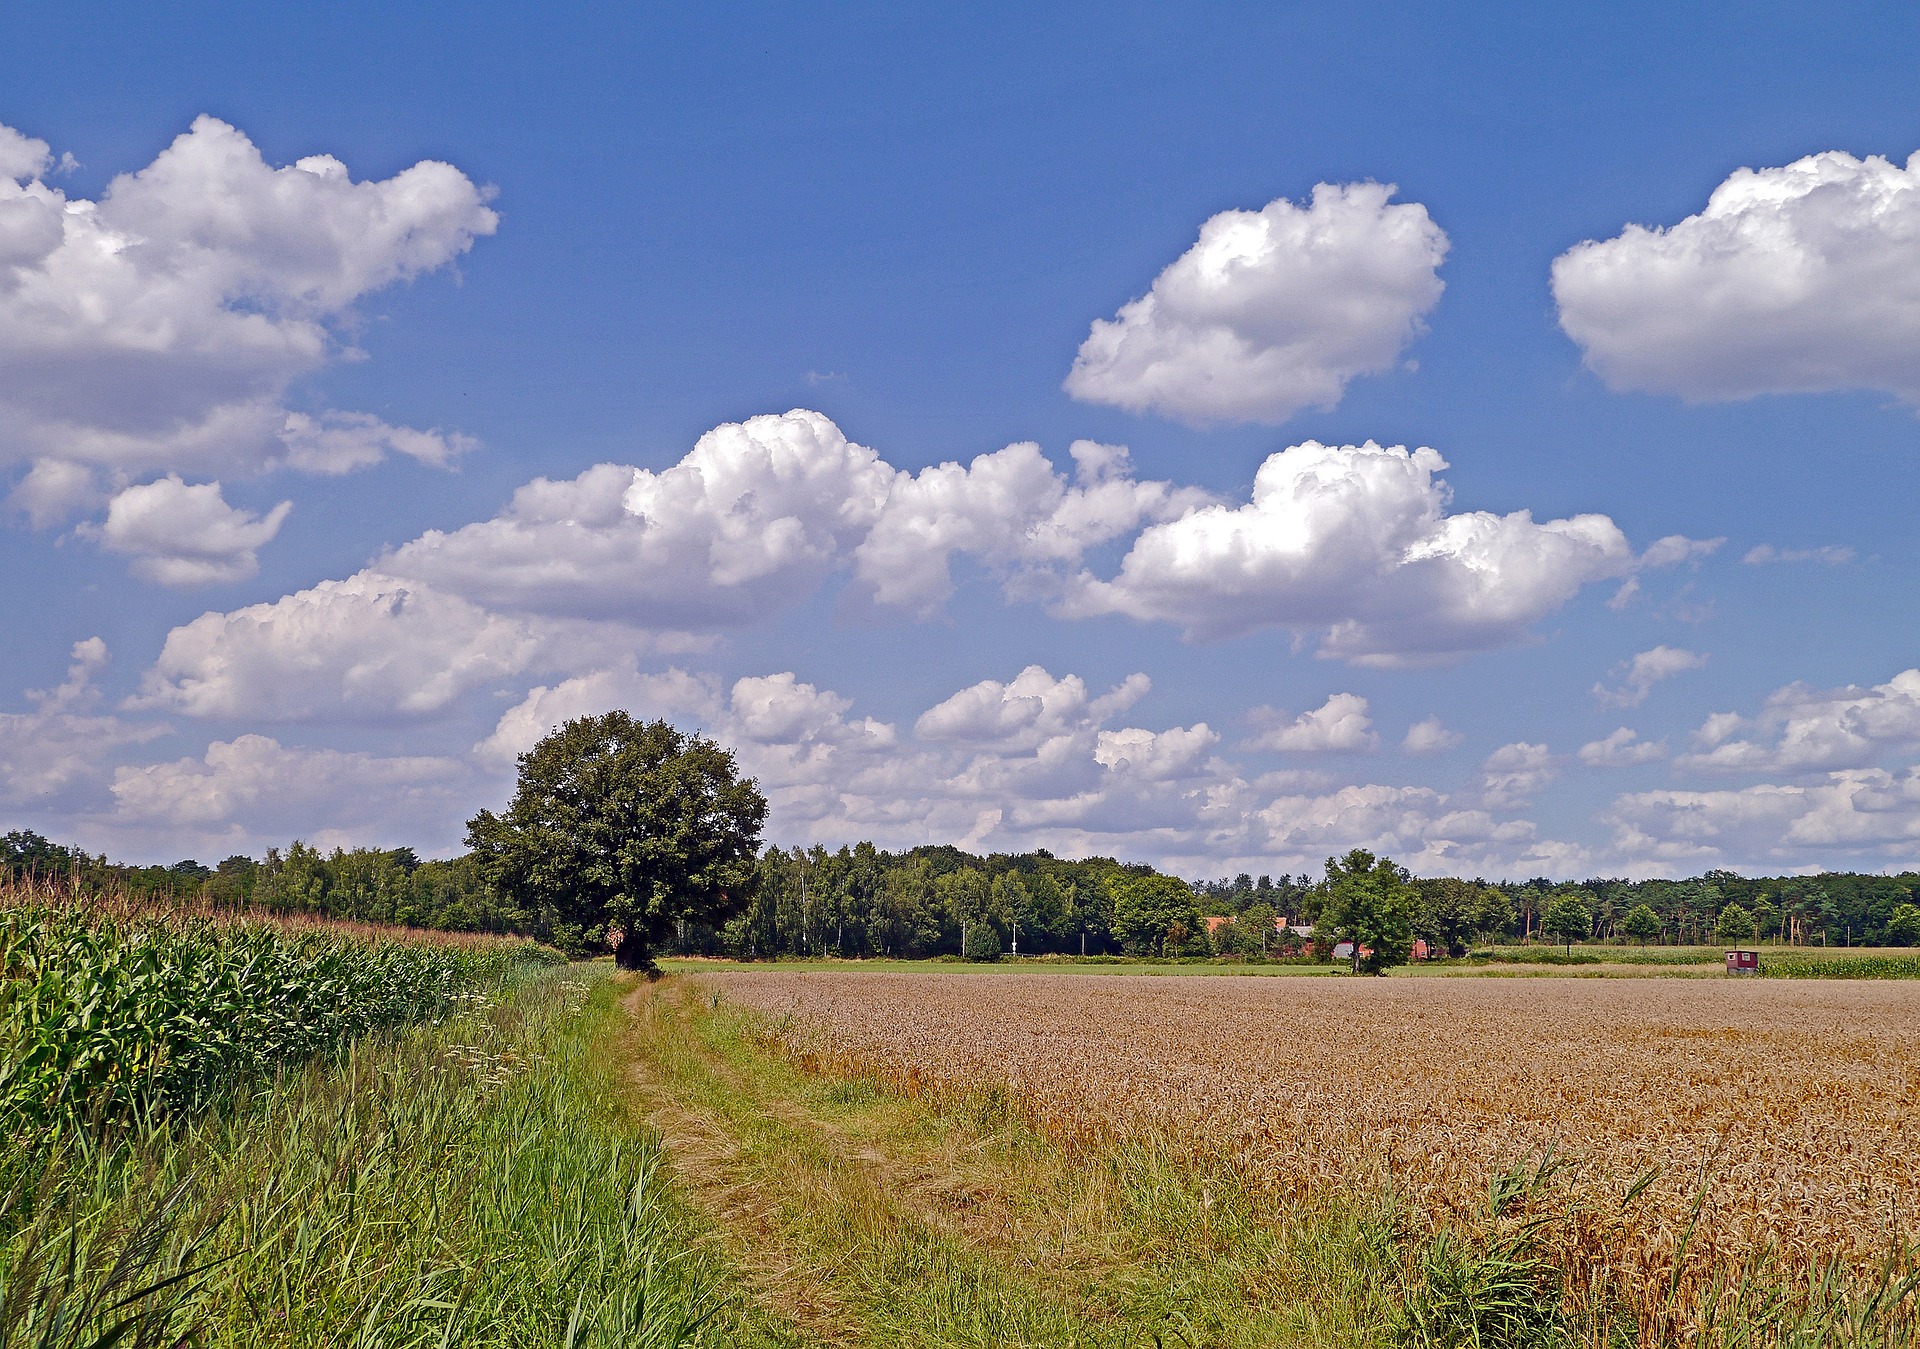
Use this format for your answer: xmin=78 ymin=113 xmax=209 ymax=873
xmin=1 ymin=967 xmax=773 ymax=1347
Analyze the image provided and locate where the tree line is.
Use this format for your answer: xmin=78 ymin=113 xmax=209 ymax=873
xmin=9 ymin=711 xmax=1920 ymax=963
xmin=10 ymin=825 xmax=1920 ymax=959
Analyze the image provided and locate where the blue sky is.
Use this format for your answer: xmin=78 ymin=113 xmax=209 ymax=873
xmin=4 ymin=1 xmax=1920 ymax=877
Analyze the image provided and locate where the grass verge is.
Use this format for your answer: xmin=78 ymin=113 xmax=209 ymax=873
xmin=0 ymin=964 xmax=776 ymax=1347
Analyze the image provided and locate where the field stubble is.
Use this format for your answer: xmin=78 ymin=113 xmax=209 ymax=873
xmin=704 ymin=969 xmax=1920 ymax=1329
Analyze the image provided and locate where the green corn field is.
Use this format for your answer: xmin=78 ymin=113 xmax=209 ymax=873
xmin=0 ymin=883 xmax=563 ymax=1133
xmin=0 ymin=883 xmax=746 ymax=1347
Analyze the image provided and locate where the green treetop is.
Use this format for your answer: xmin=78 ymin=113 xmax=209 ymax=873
xmin=467 ymin=712 xmax=767 ymax=971
xmin=1620 ymin=903 xmax=1663 ymax=945
xmin=1321 ymin=849 xmax=1418 ymax=975
xmin=1715 ymin=903 xmax=1758 ymax=945
xmin=1542 ymin=889 xmax=1593 ymax=954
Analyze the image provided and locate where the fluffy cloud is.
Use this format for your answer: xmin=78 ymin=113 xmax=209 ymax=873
xmin=852 ymin=439 xmax=1204 ymax=616
xmin=1401 ymin=716 xmax=1463 ymax=755
xmin=387 ymin=411 xmax=897 ymax=625
xmin=1609 ymin=769 xmax=1920 ymax=866
xmin=0 ymin=125 xmax=59 ymax=182
xmin=0 ymin=115 xmax=493 ymax=523
xmin=469 ymin=660 xmax=1575 ymax=877
xmin=1677 ymin=668 xmax=1920 ymax=775
xmin=1593 ymin=645 xmax=1707 ymax=708
xmin=130 ymin=571 xmax=598 ymax=720
xmin=105 ymin=734 xmax=474 ymax=854
xmin=1743 ymin=543 xmax=1855 ymax=566
xmin=476 ymin=665 xmax=899 ymax=820
xmin=1578 ymin=727 xmax=1666 ymax=768
xmin=1481 ymin=742 xmax=1556 ymax=809
xmin=278 ymin=412 xmax=475 ymax=475
xmin=0 ymin=639 xmax=167 ymax=808
xmin=915 ymin=665 xmax=1150 ymax=750
xmin=143 ymin=414 xmax=1678 ymax=721
xmin=1256 ymin=783 xmax=1548 ymax=877
xmin=1061 ymin=440 xmax=1638 ymax=664
xmin=473 ymin=666 xmax=720 ymax=768
xmin=1093 ymin=724 xmax=1220 ymax=780
xmin=1066 ymin=183 xmax=1447 ymax=425
xmin=1553 ymin=149 xmax=1920 ymax=404
xmin=87 ymin=476 xmax=290 ymax=585
xmin=1244 ymin=693 xmax=1377 ymax=753
xmin=388 ymin=414 xmax=1200 ymax=626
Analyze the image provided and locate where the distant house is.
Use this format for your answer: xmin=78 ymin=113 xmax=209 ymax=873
xmin=1202 ymin=915 xmax=1306 ymax=936
xmin=1332 ymin=938 xmax=1430 ymax=961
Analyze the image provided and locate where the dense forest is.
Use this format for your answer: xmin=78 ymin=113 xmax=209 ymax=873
xmin=7 ymin=828 xmax=1920 ymax=957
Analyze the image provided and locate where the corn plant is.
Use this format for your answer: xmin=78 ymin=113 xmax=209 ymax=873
xmin=0 ymin=892 xmax=561 ymax=1136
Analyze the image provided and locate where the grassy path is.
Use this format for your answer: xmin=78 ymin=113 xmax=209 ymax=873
xmin=626 ymin=977 xmax=1407 ymax=1349
xmin=3 ymin=965 xmax=776 ymax=1347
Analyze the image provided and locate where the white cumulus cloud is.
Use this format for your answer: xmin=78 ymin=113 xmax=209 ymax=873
xmin=1676 ymin=668 xmax=1920 ymax=775
xmin=387 ymin=410 xmax=898 ymax=625
xmin=1061 ymin=440 xmax=1637 ymax=665
xmin=468 ymin=660 xmax=1580 ymax=878
xmin=1553 ymin=149 xmax=1920 ymax=405
xmin=1481 ymin=742 xmax=1557 ymax=809
xmin=1609 ymin=769 xmax=1920 ymax=867
xmin=1066 ymin=183 xmax=1447 ymax=425
xmin=141 ymin=414 xmax=1684 ymax=722
xmin=389 ymin=415 xmax=1200 ymax=626
xmin=1401 ymin=716 xmax=1464 ymax=755
xmin=1578 ymin=728 xmax=1667 ymax=768
xmin=0 ymin=125 xmax=56 ymax=182
xmin=130 ymin=571 xmax=606 ymax=720
xmin=106 ymin=734 xmax=474 ymax=854
xmin=1093 ymin=724 xmax=1220 ymax=780
xmin=278 ymin=411 xmax=475 ymax=475
xmin=87 ymin=476 xmax=290 ymax=585
xmin=852 ymin=439 xmax=1204 ymax=616
xmin=1244 ymin=693 xmax=1377 ymax=753
xmin=914 ymin=665 xmax=1150 ymax=750
xmin=0 ymin=115 xmax=494 ymax=522
xmin=1593 ymin=645 xmax=1708 ymax=708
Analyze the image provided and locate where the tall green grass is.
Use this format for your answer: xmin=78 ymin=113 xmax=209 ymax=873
xmin=0 ymin=891 xmax=562 ymax=1131
xmin=0 ymin=966 xmax=763 ymax=1347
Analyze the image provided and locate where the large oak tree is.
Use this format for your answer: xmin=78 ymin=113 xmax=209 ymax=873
xmin=467 ymin=713 xmax=767 ymax=971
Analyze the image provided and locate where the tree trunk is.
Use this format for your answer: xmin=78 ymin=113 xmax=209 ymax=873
xmin=614 ymin=937 xmax=655 ymax=974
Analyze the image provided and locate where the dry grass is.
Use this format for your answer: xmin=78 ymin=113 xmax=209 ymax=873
xmin=703 ymin=969 xmax=1920 ymax=1331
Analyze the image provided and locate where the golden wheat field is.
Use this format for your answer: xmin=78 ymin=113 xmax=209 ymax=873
xmin=703 ymin=969 xmax=1920 ymax=1298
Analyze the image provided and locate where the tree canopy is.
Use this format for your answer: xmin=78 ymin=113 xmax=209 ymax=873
xmin=1715 ymin=903 xmax=1757 ymax=945
xmin=466 ymin=713 xmax=767 ymax=970
xmin=1542 ymin=889 xmax=1593 ymax=954
xmin=1621 ymin=903 xmax=1662 ymax=945
xmin=1112 ymin=873 xmax=1202 ymax=956
xmin=1319 ymin=849 xmax=1417 ymax=975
